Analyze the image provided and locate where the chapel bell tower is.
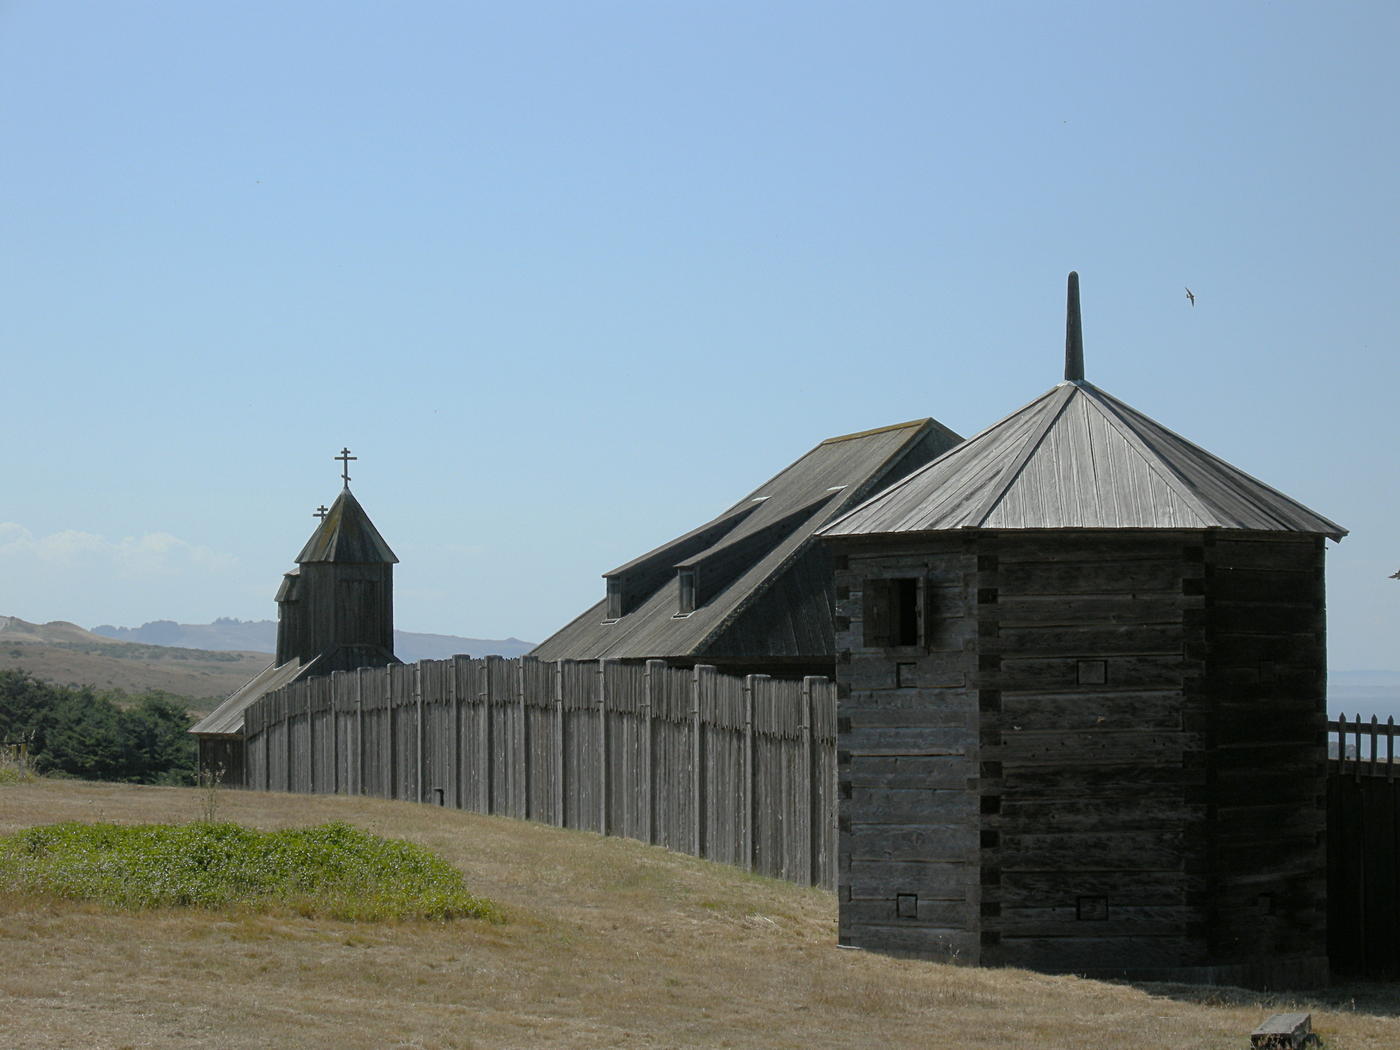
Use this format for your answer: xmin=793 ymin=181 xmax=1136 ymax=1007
xmin=275 ymin=448 xmax=400 ymax=675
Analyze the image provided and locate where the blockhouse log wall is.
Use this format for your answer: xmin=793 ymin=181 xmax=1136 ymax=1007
xmin=240 ymin=657 xmax=838 ymax=890
xmin=833 ymin=530 xmax=1331 ymax=986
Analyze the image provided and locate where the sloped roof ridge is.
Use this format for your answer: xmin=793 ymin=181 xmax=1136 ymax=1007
xmin=1087 ymin=382 xmax=1347 ymax=539
xmin=296 ymin=486 xmax=399 ymax=564
xmin=189 ymin=656 xmax=313 ymax=736
xmin=819 ymin=418 xmax=930 ymax=445
xmin=686 ymin=417 xmax=952 ymax=655
xmin=604 ymin=500 xmax=759 ymax=577
xmin=1077 ymin=381 xmax=1224 ymax=528
xmin=966 ymin=383 xmax=1077 ymax=528
xmin=824 ymin=376 xmax=1347 ymax=539
xmin=532 ymin=414 xmax=963 ymax=662
xmin=606 ymin=419 xmax=940 ymax=578
xmin=822 ymin=385 xmax=1063 ymax=533
xmin=675 ymin=489 xmax=844 ymax=569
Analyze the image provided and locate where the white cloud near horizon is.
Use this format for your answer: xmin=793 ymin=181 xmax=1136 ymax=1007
xmin=0 ymin=523 xmax=236 ymax=576
xmin=0 ymin=522 xmax=242 ymax=626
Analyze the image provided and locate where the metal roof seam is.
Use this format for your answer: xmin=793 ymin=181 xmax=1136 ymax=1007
xmin=969 ymin=382 xmax=1077 ymax=528
xmin=1091 ymin=383 xmax=1345 ymax=539
xmin=1080 ymin=383 xmax=1225 ymax=529
xmin=820 ymin=387 xmax=1059 ymax=536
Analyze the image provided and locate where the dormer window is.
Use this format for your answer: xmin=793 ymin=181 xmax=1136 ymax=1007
xmin=677 ymin=569 xmax=697 ymax=615
xmin=606 ymin=578 xmax=624 ymax=620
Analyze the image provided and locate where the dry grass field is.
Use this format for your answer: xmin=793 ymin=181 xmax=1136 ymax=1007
xmin=0 ymin=641 xmax=267 ymax=709
xmin=2 ymin=780 xmax=1397 ymax=1050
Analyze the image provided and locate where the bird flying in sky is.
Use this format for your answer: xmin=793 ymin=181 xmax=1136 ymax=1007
xmin=1185 ymin=287 xmax=1196 ymax=306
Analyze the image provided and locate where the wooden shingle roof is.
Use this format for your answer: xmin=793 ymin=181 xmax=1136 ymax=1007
xmin=531 ymin=417 xmax=962 ymax=663
xmin=823 ymin=274 xmax=1346 ymax=542
xmin=295 ymin=486 xmax=398 ymax=564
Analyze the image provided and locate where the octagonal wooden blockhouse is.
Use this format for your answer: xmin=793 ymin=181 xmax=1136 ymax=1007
xmin=818 ymin=276 xmax=1346 ymax=987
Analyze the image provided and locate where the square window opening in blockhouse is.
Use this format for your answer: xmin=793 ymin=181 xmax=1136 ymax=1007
xmin=863 ymin=577 xmax=925 ymax=648
xmin=1077 ymin=659 xmax=1107 ymax=686
xmin=896 ymin=893 xmax=918 ymax=919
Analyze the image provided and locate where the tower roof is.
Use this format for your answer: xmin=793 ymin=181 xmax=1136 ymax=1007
xmin=822 ymin=274 xmax=1346 ymax=542
xmin=295 ymin=486 xmax=399 ymax=564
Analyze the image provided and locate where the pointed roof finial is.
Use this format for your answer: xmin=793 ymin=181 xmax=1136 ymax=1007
xmin=1064 ymin=271 xmax=1084 ymax=382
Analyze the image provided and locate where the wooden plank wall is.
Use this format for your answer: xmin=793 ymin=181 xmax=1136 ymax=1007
xmin=1199 ymin=534 xmax=1328 ymax=981
xmin=242 ymin=656 xmax=838 ymax=890
xmin=981 ymin=532 xmax=1197 ymax=976
xmin=1327 ymin=718 xmax=1400 ymax=976
xmin=834 ymin=537 xmax=982 ymax=961
xmin=832 ymin=529 xmax=1330 ymax=985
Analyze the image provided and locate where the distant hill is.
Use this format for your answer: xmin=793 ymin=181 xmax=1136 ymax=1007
xmin=0 ymin=616 xmax=271 ymax=709
xmin=90 ymin=617 xmax=535 ymax=663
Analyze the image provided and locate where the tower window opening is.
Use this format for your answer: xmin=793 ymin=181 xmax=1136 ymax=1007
xmin=863 ymin=576 xmax=927 ymax=648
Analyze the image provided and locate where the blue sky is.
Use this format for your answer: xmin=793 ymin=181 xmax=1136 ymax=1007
xmin=2 ymin=2 xmax=1395 ymax=669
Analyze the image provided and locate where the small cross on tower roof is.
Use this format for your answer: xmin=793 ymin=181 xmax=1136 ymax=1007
xmin=336 ymin=447 xmax=357 ymax=487
xmin=313 ymin=505 xmax=329 ymax=521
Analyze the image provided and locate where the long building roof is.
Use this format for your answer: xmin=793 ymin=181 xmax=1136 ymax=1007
xmin=189 ymin=657 xmax=313 ymax=737
xmin=532 ymin=416 xmax=962 ymax=662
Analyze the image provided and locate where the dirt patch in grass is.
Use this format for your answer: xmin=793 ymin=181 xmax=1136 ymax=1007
xmin=1 ymin=779 xmax=1397 ymax=1049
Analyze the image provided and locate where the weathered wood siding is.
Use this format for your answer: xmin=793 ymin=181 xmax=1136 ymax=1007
xmin=978 ymin=533 xmax=1200 ymax=975
xmin=197 ymin=737 xmax=244 ymax=788
xmin=287 ymin=561 xmax=394 ymax=664
xmin=833 ymin=529 xmax=1329 ymax=986
xmin=1329 ymin=717 xmax=1400 ymax=976
xmin=834 ymin=536 xmax=982 ymax=961
xmin=242 ymin=657 xmax=838 ymax=890
xmin=1198 ymin=533 xmax=1328 ymax=984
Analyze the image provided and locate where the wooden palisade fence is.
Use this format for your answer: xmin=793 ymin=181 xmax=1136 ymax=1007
xmin=242 ymin=657 xmax=839 ymax=890
xmin=1328 ymin=714 xmax=1400 ymax=976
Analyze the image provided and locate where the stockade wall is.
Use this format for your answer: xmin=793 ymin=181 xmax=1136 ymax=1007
xmin=242 ymin=657 xmax=838 ymax=890
xmin=1328 ymin=715 xmax=1400 ymax=976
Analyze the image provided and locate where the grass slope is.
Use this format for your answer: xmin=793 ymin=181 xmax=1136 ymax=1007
xmin=0 ymin=820 xmax=498 ymax=921
xmin=0 ymin=641 xmax=268 ymax=708
xmin=2 ymin=780 xmax=1398 ymax=1050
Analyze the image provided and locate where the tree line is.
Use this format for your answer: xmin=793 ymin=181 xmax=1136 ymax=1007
xmin=0 ymin=669 xmax=197 ymax=784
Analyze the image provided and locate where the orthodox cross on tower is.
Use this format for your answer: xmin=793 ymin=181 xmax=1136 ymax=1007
xmin=335 ymin=447 xmax=357 ymax=486
xmin=313 ymin=505 xmax=329 ymax=521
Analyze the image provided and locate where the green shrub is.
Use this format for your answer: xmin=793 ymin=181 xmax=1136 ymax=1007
xmin=0 ymin=763 xmax=35 ymax=785
xmin=0 ymin=820 xmax=501 ymax=922
xmin=0 ymin=670 xmax=197 ymax=784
